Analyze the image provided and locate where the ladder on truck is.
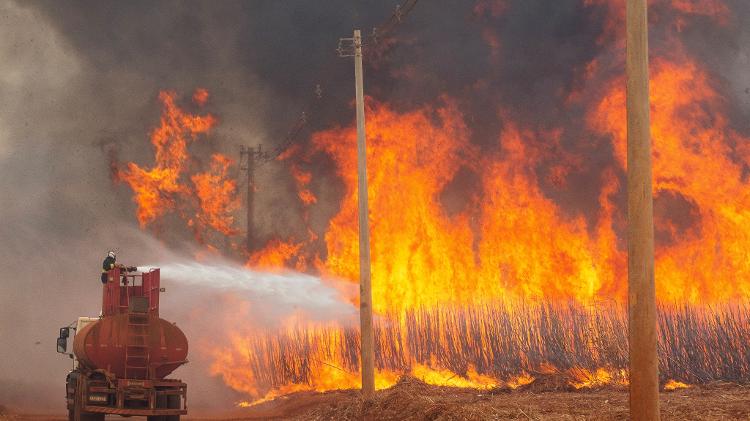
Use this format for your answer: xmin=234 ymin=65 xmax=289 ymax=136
xmin=125 ymin=298 xmax=151 ymax=379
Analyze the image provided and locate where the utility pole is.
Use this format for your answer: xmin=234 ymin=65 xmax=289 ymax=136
xmin=338 ymin=29 xmax=375 ymax=398
xmin=240 ymin=144 xmax=260 ymax=254
xmin=626 ymin=0 xmax=660 ymax=419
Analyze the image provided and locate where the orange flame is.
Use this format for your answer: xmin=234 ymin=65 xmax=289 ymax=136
xmin=247 ymin=239 xmax=304 ymax=271
xmin=118 ymin=89 xmax=240 ymax=247
xmin=664 ymin=379 xmax=691 ymax=391
xmin=193 ymin=87 xmax=210 ymax=106
xmin=191 ymin=154 xmax=240 ymax=236
xmin=116 ymin=3 xmax=750 ymax=402
xmin=568 ymin=367 xmax=628 ymax=390
xmin=300 ymin=100 xmax=626 ymax=311
xmin=589 ymin=52 xmax=750 ymax=303
xmin=290 ymin=164 xmax=317 ymax=205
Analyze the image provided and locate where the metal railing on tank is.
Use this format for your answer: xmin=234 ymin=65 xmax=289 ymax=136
xmin=102 ymin=267 xmax=161 ymax=317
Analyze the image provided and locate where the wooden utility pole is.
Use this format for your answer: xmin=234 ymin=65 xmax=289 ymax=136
xmin=338 ymin=29 xmax=375 ymax=398
xmin=626 ymin=0 xmax=660 ymax=419
xmin=240 ymin=145 xmax=259 ymax=253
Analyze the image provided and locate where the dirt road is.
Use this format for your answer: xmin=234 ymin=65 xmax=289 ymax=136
xmin=3 ymin=378 xmax=749 ymax=420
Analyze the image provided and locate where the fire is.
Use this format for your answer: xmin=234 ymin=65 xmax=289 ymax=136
xmin=259 ymin=39 xmax=750 ymax=311
xmin=210 ymin=303 xmax=749 ymax=403
xmin=118 ymin=91 xmax=214 ymax=226
xmin=191 ymin=154 xmax=240 ymax=236
xmin=664 ymin=379 xmax=691 ymax=391
xmin=211 ymin=324 xmax=402 ymax=404
xmin=306 ymin=101 xmax=626 ymax=311
xmin=289 ymin=164 xmax=317 ymax=205
xmin=312 ymin=101 xmax=478 ymax=310
xmin=114 ymin=1 xmax=750 ymax=404
xmin=411 ymin=364 xmax=500 ymax=389
xmin=192 ymin=87 xmax=210 ymax=106
xmin=568 ymin=367 xmax=627 ymax=390
xmin=117 ymin=89 xmax=240 ymax=246
xmin=247 ymin=239 xmax=305 ymax=271
xmin=671 ymin=0 xmax=729 ymax=27
xmin=477 ymin=123 xmax=624 ymax=302
xmin=506 ymin=372 xmax=535 ymax=390
xmin=589 ymin=52 xmax=750 ymax=303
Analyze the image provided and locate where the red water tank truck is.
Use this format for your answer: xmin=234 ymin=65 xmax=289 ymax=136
xmin=57 ymin=267 xmax=188 ymax=421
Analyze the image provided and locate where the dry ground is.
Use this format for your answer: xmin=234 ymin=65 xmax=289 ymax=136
xmin=3 ymin=378 xmax=749 ymax=420
xmin=234 ymin=377 xmax=750 ymax=420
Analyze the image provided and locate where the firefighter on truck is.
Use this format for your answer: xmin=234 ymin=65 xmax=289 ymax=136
xmin=101 ymin=250 xmax=136 ymax=283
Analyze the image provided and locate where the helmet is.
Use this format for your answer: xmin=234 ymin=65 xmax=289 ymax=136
xmin=108 ymin=250 xmax=116 ymax=259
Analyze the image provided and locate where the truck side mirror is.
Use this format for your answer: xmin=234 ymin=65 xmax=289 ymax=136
xmin=57 ymin=336 xmax=67 ymax=354
xmin=57 ymin=327 xmax=70 ymax=354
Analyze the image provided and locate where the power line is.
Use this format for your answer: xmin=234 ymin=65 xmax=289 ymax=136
xmin=249 ymin=1 xmax=421 ymax=167
xmin=368 ymin=0 xmax=420 ymax=49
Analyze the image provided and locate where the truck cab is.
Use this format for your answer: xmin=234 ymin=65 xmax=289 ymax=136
xmin=57 ymin=317 xmax=98 ymax=369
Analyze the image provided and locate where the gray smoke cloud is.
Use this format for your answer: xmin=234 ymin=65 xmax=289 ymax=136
xmin=2 ymin=0 xmax=750 ymax=414
xmin=0 ymin=0 xmax=274 ymax=412
xmin=0 ymin=0 xmax=385 ymax=413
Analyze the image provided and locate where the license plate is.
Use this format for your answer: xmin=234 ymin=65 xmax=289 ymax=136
xmin=89 ymin=394 xmax=107 ymax=402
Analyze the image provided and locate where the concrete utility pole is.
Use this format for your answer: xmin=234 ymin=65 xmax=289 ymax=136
xmin=338 ymin=29 xmax=375 ymax=398
xmin=240 ymin=144 xmax=260 ymax=253
xmin=626 ymin=0 xmax=660 ymax=419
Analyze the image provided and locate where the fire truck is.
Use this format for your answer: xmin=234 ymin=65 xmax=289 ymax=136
xmin=57 ymin=267 xmax=188 ymax=421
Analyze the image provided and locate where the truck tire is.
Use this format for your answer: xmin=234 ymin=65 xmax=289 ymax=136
xmin=71 ymin=373 xmax=104 ymax=421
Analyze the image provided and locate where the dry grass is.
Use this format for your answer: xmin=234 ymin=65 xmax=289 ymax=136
xmin=242 ymin=302 xmax=750 ymax=393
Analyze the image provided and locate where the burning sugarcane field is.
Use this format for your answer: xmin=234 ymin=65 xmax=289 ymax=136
xmin=2 ymin=0 xmax=750 ymax=420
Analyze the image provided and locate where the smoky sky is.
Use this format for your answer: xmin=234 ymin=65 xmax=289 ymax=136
xmin=2 ymin=0 xmax=750 ymax=412
xmin=23 ymin=0 xmax=750 ymax=234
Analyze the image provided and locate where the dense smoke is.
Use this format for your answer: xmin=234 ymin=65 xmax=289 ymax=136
xmin=0 ymin=0 xmax=401 ymax=411
xmin=2 ymin=0 xmax=750 ymax=413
